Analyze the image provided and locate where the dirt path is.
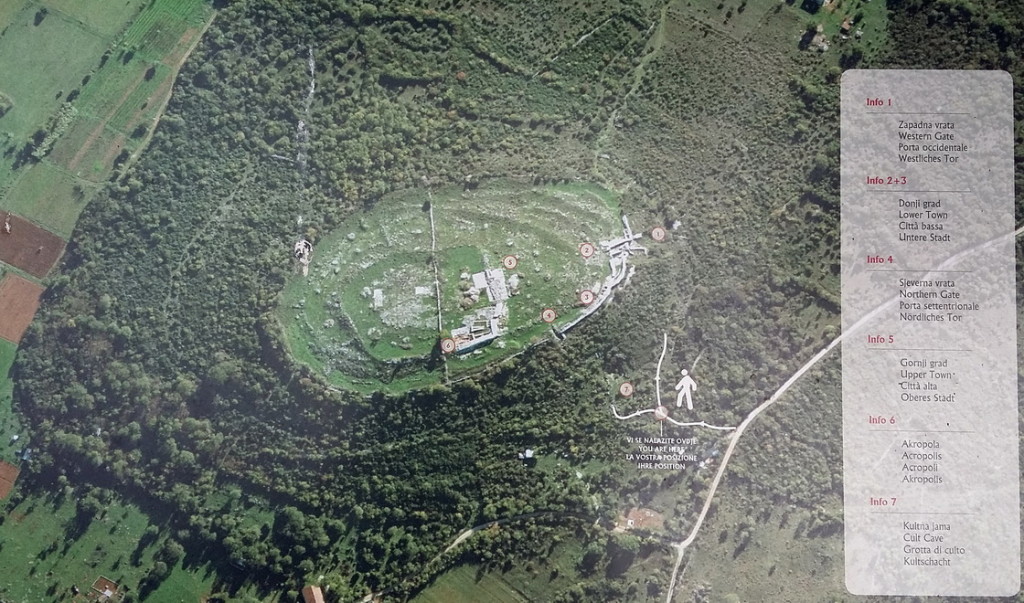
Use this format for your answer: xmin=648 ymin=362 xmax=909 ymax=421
xmin=592 ymin=0 xmax=671 ymax=176
xmin=664 ymin=324 xmax=844 ymax=602
xmin=662 ymin=223 xmax=1024 ymax=603
xmin=358 ymin=511 xmax=554 ymax=603
xmin=66 ymin=17 xmax=214 ymax=175
xmin=437 ymin=511 xmax=550 ymax=562
xmin=128 ymin=13 xmax=217 ymax=166
xmin=66 ymin=67 xmax=150 ymax=172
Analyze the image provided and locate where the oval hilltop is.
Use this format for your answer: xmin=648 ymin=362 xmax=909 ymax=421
xmin=277 ymin=180 xmax=645 ymax=393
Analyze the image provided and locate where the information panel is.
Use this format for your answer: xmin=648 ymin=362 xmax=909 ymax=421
xmin=840 ymin=70 xmax=1018 ymax=596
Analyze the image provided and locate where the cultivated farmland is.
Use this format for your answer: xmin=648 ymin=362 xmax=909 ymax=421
xmin=0 ymin=213 xmax=65 ymax=278
xmin=0 ymin=0 xmax=213 ymax=235
xmin=0 ymin=273 xmax=45 ymax=343
xmin=2 ymin=162 xmax=86 ymax=238
xmin=0 ymin=337 xmax=22 ymax=467
xmin=0 ymin=6 xmax=108 ymax=190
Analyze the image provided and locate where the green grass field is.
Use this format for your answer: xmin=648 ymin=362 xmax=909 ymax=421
xmin=682 ymin=492 xmax=845 ymax=602
xmin=0 ymin=0 xmax=28 ymax=31
xmin=0 ymin=338 xmax=21 ymax=467
xmin=0 ymin=0 xmax=212 ymax=230
xmin=0 ymin=487 xmax=289 ymax=601
xmin=107 ymin=64 xmax=171 ymax=131
xmin=45 ymin=115 xmax=125 ymax=183
xmin=0 ymin=8 xmax=106 ymax=137
xmin=278 ymin=180 xmax=622 ymax=392
xmin=143 ymin=557 xmax=219 ymax=601
xmin=4 ymin=162 xmax=90 ymax=237
xmin=415 ymin=530 xmax=673 ymax=603
xmin=42 ymin=0 xmax=147 ymax=38
xmin=414 ymin=564 xmax=528 ymax=603
xmin=0 ymin=492 xmax=215 ymax=601
xmin=0 ymin=6 xmax=108 ymax=190
xmin=73 ymin=56 xmax=163 ymax=119
xmin=0 ymin=0 xmax=222 ymax=598
xmin=123 ymin=4 xmax=197 ymax=60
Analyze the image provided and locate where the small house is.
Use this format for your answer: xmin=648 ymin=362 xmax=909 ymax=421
xmin=302 ymin=585 xmax=326 ymax=603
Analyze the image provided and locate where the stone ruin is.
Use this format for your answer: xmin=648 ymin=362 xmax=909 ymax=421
xmin=294 ymin=238 xmax=313 ymax=276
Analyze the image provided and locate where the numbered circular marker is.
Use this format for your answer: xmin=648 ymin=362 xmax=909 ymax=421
xmin=541 ymin=308 xmax=557 ymax=323
xmin=579 ymin=242 xmax=596 ymax=259
xmin=502 ymin=255 xmax=519 ymax=270
xmin=579 ymin=290 xmax=595 ymax=305
xmin=654 ymin=405 xmax=669 ymax=421
xmin=651 ymin=226 xmax=666 ymax=242
xmin=618 ymin=382 xmax=634 ymax=397
xmin=440 ymin=338 xmax=457 ymax=354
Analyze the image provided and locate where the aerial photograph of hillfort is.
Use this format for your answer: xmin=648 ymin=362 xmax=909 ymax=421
xmin=0 ymin=0 xmax=1020 ymax=601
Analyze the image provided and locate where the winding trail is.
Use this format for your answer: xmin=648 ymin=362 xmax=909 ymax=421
xmin=437 ymin=511 xmax=549 ymax=560
xmin=654 ymin=331 xmax=668 ymax=406
xmin=426 ymin=190 xmax=449 ymax=382
xmin=358 ymin=221 xmax=1024 ymax=603
xmin=294 ymin=45 xmax=316 ymax=174
xmin=361 ymin=512 xmax=557 ymax=603
xmin=613 ymin=332 xmax=734 ymax=432
xmin=663 ymin=317 xmax=846 ymax=603
xmin=663 ymin=223 xmax=1024 ymax=602
xmin=127 ymin=13 xmax=217 ymax=168
xmin=592 ymin=1 xmax=670 ymax=174
xmin=611 ymin=405 xmax=734 ymax=432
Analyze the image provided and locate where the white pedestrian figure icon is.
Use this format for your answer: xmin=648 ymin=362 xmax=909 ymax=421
xmin=674 ymin=369 xmax=697 ymax=410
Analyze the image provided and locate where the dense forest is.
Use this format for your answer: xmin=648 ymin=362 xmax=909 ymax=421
xmin=727 ymin=0 xmax=1024 ymax=533
xmin=883 ymin=0 xmax=1024 ymax=219
xmin=11 ymin=0 xmax=670 ymax=598
xmin=6 ymin=0 xmax=1023 ymax=600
